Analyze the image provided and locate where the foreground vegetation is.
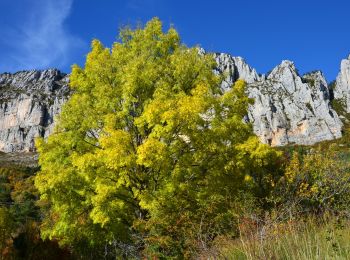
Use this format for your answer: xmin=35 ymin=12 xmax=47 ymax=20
xmin=0 ymin=18 xmax=349 ymax=259
xmin=1 ymin=158 xmax=349 ymax=259
xmin=0 ymin=165 xmax=70 ymax=259
xmin=218 ymin=217 xmax=350 ymax=259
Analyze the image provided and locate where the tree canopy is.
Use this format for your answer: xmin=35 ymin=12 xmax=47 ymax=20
xmin=35 ymin=18 xmax=281 ymax=258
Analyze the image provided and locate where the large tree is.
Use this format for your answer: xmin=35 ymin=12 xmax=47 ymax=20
xmin=35 ymin=18 xmax=281 ymax=257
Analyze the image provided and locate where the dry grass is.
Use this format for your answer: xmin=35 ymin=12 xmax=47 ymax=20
xmin=213 ymin=217 xmax=350 ymax=260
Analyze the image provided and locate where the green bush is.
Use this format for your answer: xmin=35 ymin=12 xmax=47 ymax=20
xmin=271 ymin=144 xmax=350 ymax=217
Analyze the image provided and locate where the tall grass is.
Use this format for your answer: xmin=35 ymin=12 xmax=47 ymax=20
xmin=215 ymin=217 xmax=350 ymax=260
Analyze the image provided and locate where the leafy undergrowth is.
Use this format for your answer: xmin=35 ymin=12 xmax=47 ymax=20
xmin=214 ymin=217 xmax=350 ymax=260
xmin=210 ymin=124 xmax=350 ymax=260
xmin=0 ymin=166 xmax=72 ymax=259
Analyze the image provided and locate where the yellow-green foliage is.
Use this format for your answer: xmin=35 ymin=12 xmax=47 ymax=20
xmin=273 ymin=144 xmax=350 ymax=215
xmin=35 ymin=18 xmax=281 ymax=257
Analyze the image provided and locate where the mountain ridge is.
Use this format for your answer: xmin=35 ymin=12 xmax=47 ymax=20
xmin=0 ymin=53 xmax=349 ymax=152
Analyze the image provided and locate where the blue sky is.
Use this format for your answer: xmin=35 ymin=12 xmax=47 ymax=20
xmin=0 ymin=0 xmax=349 ymax=81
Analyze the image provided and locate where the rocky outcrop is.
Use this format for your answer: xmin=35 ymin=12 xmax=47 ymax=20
xmin=214 ymin=55 xmax=343 ymax=146
xmin=0 ymin=54 xmax=348 ymax=152
xmin=214 ymin=52 xmax=263 ymax=91
xmin=333 ymin=55 xmax=350 ymax=113
xmin=0 ymin=69 xmax=69 ymax=152
xmin=246 ymin=62 xmax=342 ymax=146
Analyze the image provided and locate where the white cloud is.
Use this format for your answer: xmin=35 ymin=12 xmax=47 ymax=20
xmin=0 ymin=0 xmax=84 ymax=72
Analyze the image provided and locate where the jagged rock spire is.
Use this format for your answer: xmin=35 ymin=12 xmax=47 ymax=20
xmin=334 ymin=55 xmax=350 ymax=113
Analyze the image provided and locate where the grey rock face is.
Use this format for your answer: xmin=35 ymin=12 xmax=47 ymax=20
xmin=334 ymin=55 xmax=350 ymax=113
xmin=0 ymin=69 xmax=69 ymax=152
xmin=0 ymin=53 xmax=348 ymax=152
xmin=247 ymin=62 xmax=342 ymax=146
xmin=214 ymin=53 xmax=263 ymax=91
xmin=214 ymin=55 xmax=343 ymax=146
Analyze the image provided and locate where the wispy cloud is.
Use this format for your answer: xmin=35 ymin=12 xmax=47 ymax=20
xmin=0 ymin=0 xmax=84 ymax=72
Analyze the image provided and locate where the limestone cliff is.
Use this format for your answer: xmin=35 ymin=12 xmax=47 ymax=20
xmin=214 ymin=55 xmax=343 ymax=146
xmin=213 ymin=52 xmax=263 ymax=89
xmin=246 ymin=62 xmax=342 ymax=145
xmin=333 ymin=55 xmax=350 ymax=113
xmin=0 ymin=69 xmax=69 ymax=152
xmin=0 ymin=54 xmax=349 ymax=152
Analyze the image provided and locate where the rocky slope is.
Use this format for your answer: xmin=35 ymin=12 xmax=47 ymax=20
xmin=246 ymin=62 xmax=342 ymax=145
xmin=0 ymin=69 xmax=69 ymax=152
xmin=333 ymin=55 xmax=350 ymax=113
xmin=0 ymin=54 xmax=349 ymax=152
xmin=213 ymin=53 xmax=345 ymax=145
xmin=213 ymin=52 xmax=264 ymax=88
